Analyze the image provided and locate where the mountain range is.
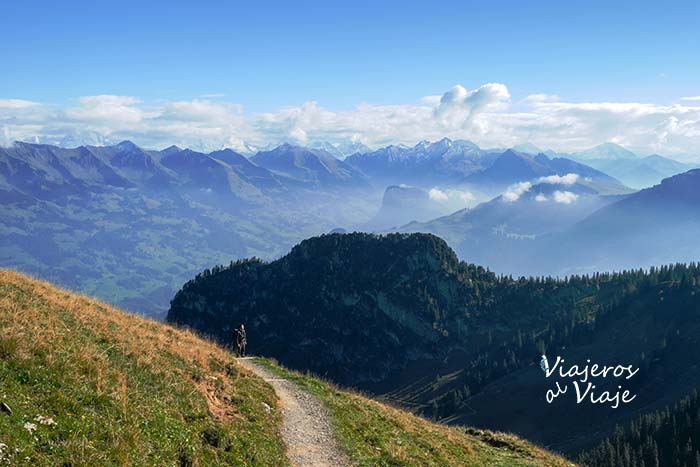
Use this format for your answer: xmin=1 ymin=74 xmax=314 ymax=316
xmin=396 ymin=176 xmax=627 ymax=269
xmin=514 ymin=142 xmax=699 ymax=189
xmin=578 ymin=153 xmax=699 ymax=189
xmin=251 ymin=143 xmax=370 ymax=189
xmin=398 ymin=168 xmax=700 ymax=277
xmin=345 ymin=138 xmax=628 ymax=196
xmin=0 ymin=141 xmax=376 ymax=317
xmin=1 ymin=137 xmax=697 ymax=318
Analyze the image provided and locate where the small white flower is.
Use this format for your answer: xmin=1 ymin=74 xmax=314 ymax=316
xmin=23 ymin=422 xmax=37 ymax=433
xmin=34 ymin=415 xmax=56 ymax=426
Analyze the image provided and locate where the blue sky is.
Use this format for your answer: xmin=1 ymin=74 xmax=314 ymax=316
xmin=3 ymin=0 xmax=699 ymax=109
xmin=2 ymin=0 xmax=700 ymax=155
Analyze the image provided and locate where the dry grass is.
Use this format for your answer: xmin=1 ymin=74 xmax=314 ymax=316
xmin=0 ymin=269 xmax=288 ymax=466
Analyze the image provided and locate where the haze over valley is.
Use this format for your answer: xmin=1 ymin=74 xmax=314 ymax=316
xmin=2 ymin=137 xmax=698 ymax=317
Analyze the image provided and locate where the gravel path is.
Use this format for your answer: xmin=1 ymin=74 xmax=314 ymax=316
xmin=237 ymin=358 xmax=354 ymax=467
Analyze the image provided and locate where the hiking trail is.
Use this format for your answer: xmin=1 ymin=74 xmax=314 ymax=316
xmin=236 ymin=358 xmax=354 ymax=467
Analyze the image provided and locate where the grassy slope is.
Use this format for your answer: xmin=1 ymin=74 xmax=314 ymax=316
xmin=0 ymin=269 xmax=576 ymax=467
xmin=256 ymin=359 xmax=577 ymax=467
xmin=0 ymin=270 xmax=288 ymax=467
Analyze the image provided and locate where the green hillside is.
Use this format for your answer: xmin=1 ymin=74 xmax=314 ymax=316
xmin=0 ymin=270 xmax=576 ymax=466
xmin=0 ymin=269 xmax=287 ymax=466
xmin=252 ymin=358 xmax=578 ymax=467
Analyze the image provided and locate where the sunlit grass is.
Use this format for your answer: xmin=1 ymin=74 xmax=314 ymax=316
xmin=256 ymin=358 xmax=577 ymax=467
xmin=0 ymin=269 xmax=288 ymax=466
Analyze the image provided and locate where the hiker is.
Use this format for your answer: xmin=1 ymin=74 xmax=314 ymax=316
xmin=234 ymin=324 xmax=247 ymax=357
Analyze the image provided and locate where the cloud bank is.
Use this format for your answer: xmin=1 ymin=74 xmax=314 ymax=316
xmin=504 ymin=173 xmax=581 ymax=204
xmin=428 ymin=187 xmax=450 ymax=202
xmin=429 ymin=187 xmax=476 ymax=205
xmin=537 ymin=173 xmax=579 ymax=185
xmin=552 ymin=191 xmax=579 ymax=204
xmin=503 ymin=182 xmax=533 ymax=202
xmin=1 ymin=84 xmax=700 ymax=157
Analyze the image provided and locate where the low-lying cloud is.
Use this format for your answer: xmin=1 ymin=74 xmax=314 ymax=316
xmin=504 ymin=174 xmax=581 ymax=203
xmin=537 ymin=173 xmax=579 ymax=185
xmin=429 ymin=187 xmax=476 ymax=205
xmin=2 ymin=84 xmax=700 ymax=158
xmin=428 ymin=187 xmax=450 ymax=202
xmin=535 ymin=190 xmax=580 ymax=204
xmin=503 ymin=182 xmax=532 ymax=202
xmin=552 ymin=191 xmax=579 ymax=204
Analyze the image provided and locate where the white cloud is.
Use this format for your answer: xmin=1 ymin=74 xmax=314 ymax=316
xmin=428 ymin=187 xmax=449 ymax=202
xmin=64 ymin=95 xmax=144 ymax=125
xmin=533 ymin=187 xmax=579 ymax=204
xmin=523 ymin=94 xmax=560 ymax=104
xmin=502 ymin=182 xmax=532 ymax=202
xmin=2 ymin=83 xmax=700 ymax=156
xmin=552 ymin=190 xmax=579 ymax=204
xmin=428 ymin=187 xmax=475 ymax=205
xmin=0 ymin=99 xmax=39 ymax=109
xmin=537 ymin=173 xmax=579 ymax=185
xmin=681 ymin=96 xmax=700 ymax=101
xmin=456 ymin=190 xmax=476 ymax=204
xmin=420 ymin=95 xmax=442 ymax=105
xmin=434 ymin=83 xmax=510 ymax=128
xmin=162 ymin=99 xmax=243 ymax=122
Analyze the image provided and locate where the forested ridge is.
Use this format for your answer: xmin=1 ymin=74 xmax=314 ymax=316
xmin=168 ymin=232 xmax=700 ymax=454
xmin=579 ymin=391 xmax=700 ymax=467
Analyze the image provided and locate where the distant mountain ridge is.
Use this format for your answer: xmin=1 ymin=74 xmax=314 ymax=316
xmin=1 ymin=137 xmax=696 ymax=318
xmin=507 ymin=142 xmax=698 ymax=188
xmin=0 ymin=140 xmax=374 ymax=197
xmin=399 ymin=168 xmax=700 ymax=277
xmin=566 ymin=143 xmax=699 ymax=188
xmin=396 ymin=175 xmax=627 ymax=270
xmin=5 ymin=138 xmax=692 ymax=193
xmin=251 ymin=143 xmax=370 ymax=189
xmin=345 ymin=138 xmax=628 ymax=195
xmin=579 ymin=154 xmax=699 ymax=189
xmin=345 ymin=138 xmax=492 ymax=186
xmin=534 ymin=168 xmax=700 ymax=274
xmin=573 ymin=142 xmax=640 ymax=161
xmin=0 ymin=140 xmax=377 ymax=317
